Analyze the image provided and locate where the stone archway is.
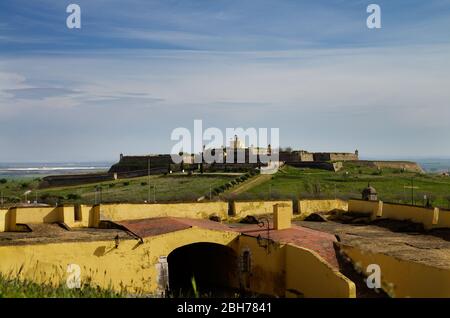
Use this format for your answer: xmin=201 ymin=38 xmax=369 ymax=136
xmin=167 ymin=242 xmax=239 ymax=297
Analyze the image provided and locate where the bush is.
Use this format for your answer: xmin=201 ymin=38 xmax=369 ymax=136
xmin=20 ymin=182 xmax=29 ymax=189
xmin=141 ymin=182 xmax=148 ymax=186
xmin=40 ymin=193 xmax=50 ymax=200
xmin=108 ymin=183 xmax=115 ymax=188
xmin=40 ymin=194 xmax=65 ymax=205
xmin=9 ymin=196 xmax=20 ymax=203
xmin=0 ymin=178 xmax=7 ymax=184
xmin=66 ymin=193 xmax=81 ymax=200
xmin=122 ymin=181 xmax=130 ymax=186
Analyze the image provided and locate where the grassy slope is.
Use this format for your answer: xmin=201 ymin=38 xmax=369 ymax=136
xmin=1 ymin=164 xmax=449 ymax=208
xmin=0 ymin=174 xmax=237 ymax=205
xmin=241 ymin=164 xmax=450 ymax=208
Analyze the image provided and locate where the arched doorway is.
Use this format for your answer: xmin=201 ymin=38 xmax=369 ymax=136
xmin=167 ymin=242 xmax=239 ymax=297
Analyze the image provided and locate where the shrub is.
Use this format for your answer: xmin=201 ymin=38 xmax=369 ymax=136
xmin=66 ymin=193 xmax=81 ymax=200
xmin=21 ymin=182 xmax=29 ymax=189
xmin=141 ymin=182 xmax=148 ymax=186
xmin=108 ymin=183 xmax=115 ymax=188
xmin=122 ymin=181 xmax=130 ymax=186
xmin=9 ymin=196 xmax=20 ymax=203
xmin=0 ymin=178 xmax=7 ymax=184
xmin=40 ymin=193 xmax=50 ymax=200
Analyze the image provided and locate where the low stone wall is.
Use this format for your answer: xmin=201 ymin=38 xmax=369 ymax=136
xmin=99 ymin=202 xmax=229 ymax=222
xmin=286 ymin=161 xmax=338 ymax=171
xmin=348 ymin=199 xmax=449 ymax=230
xmin=298 ymin=199 xmax=348 ymax=220
xmin=348 ymin=160 xmax=423 ymax=173
xmin=231 ymin=200 xmax=293 ymax=217
xmin=0 ymin=209 xmax=8 ymax=232
xmin=13 ymin=207 xmax=61 ymax=225
xmin=341 ymin=244 xmax=450 ymax=297
xmin=348 ymin=199 xmax=380 ymax=215
xmin=382 ymin=203 xmax=437 ymax=229
xmin=437 ymin=209 xmax=450 ymax=228
xmin=40 ymin=173 xmax=114 ymax=188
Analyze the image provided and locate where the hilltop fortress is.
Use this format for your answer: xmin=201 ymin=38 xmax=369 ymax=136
xmin=108 ymin=137 xmax=422 ymax=175
xmin=109 ymin=136 xmax=361 ymax=175
xmin=40 ymin=137 xmax=423 ymax=188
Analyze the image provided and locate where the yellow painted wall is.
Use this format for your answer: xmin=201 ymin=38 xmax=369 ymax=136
xmin=274 ymin=204 xmax=292 ymax=230
xmin=0 ymin=224 xmax=357 ymax=297
xmin=341 ymin=245 xmax=450 ymax=298
xmin=237 ymin=235 xmax=286 ymax=297
xmin=2 ymin=202 xmax=227 ymax=231
xmin=99 ymin=202 xmax=229 ymax=222
xmin=60 ymin=205 xmax=99 ymax=228
xmin=348 ymin=200 xmax=450 ymax=229
xmin=298 ymin=199 xmax=348 ymax=220
xmin=232 ymin=200 xmax=293 ymax=217
xmin=0 ymin=227 xmax=239 ymax=295
xmin=382 ymin=203 xmax=436 ymax=229
xmin=4 ymin=205 xmax=95 ymax=231
xmin=0 ymin=209 xmax=8 ymax=232
xmin=348 ymin=199 xmax=379 ymax=215
xmin=236 ymin=236 xmax=355 ymax=298
xmin=285 ymin=244 xmax=355 ymax=298
xmin=14 ymin=207 xmax=61 ymax=225
xmin=437 ymin=209 xmax=450 ymax=228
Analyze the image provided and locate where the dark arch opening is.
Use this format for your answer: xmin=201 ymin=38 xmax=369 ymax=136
xmin=167 ymin=242 xmax=239 ymax=297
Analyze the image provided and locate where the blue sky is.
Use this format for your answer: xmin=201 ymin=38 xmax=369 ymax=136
xmin=1 ymin=0 xmax=450 ymax=162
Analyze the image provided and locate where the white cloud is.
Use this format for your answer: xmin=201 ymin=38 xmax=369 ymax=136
xmin=1 ymin=44 xmax=450 ymax=159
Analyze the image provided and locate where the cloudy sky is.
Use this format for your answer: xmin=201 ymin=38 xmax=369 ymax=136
xmin=1 ymin=0 xmax=450 ymax=162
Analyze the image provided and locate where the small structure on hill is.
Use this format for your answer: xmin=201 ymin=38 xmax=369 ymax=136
xmin=362 ymin=184 xmax=377 ymax=201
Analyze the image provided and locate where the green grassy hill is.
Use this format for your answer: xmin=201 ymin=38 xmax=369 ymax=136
xmin=1 ymin=164 xmax=449 ymax=209
xmin=0 ymin=174 xmax=237 ymax=206
xmin=238 ymin=164 xmax=450 ymax=209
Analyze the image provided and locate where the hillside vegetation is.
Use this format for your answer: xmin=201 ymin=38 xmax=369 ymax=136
xmin=237 ymin=164 xmax=450 ymax=209
xmin=0 ymin=174 xmax=238 ymax=205
xmin=0 ymin=273 xmax=122 ymax=298
xmin=1 ymin=163 xmax=449 ymax=209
